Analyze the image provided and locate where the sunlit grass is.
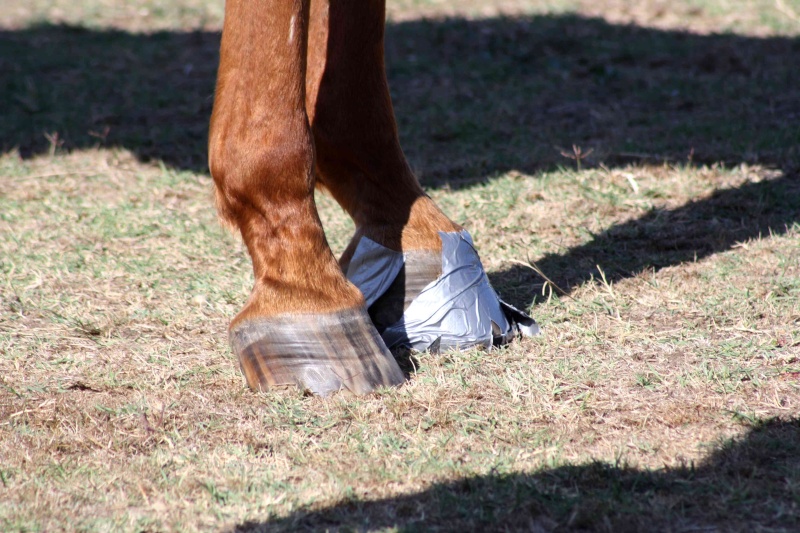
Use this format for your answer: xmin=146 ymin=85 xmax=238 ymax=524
xmin=1 ymin=0 xmax=799 ymax=531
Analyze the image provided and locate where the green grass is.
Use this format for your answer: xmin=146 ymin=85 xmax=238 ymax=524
xmin=2 ymin=0 xmax=800 ymax=531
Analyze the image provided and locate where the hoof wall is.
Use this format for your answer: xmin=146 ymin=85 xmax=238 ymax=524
xmin=230 ymin=308 xmax=405 ymax=396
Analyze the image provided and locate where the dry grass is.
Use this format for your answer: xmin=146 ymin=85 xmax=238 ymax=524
xmin=2 ymin=0 xmax=800 ymax=531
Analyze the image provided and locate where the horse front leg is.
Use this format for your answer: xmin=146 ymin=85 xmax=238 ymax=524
xmin=208 ymin=0 xmax=403 ymax=395
xmin=305 ymin=0 xmax=538 ymax=353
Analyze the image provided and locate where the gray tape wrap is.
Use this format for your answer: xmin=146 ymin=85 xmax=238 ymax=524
xmin=346 ymin=230 xmax=539 ymax=352
xmin=345 ymin=238 xmax=404 ymax=308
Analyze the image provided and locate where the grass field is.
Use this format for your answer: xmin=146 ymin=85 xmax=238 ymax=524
xmin=1 ymin=0 xmax=799 ymax=531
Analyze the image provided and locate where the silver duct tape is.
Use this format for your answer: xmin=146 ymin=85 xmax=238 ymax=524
xmin=499 ymin=299 xmax=541 ymax=338
xmin=346 ymin=238 xmax=404 ymax=308
xmin=382 ymin=231 xmax=511 ymax=351
xmin=346 ymin=230 xmax=539 ymax=352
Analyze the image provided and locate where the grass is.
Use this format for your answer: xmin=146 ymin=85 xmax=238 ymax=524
xmin=1 ymin=0 xmax=800 ymax=531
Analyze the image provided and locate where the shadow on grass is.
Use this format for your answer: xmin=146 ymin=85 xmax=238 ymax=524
xmin=233 ymin=418 xmax=800 ymax=532
xmin=3 ymin=15 xmax=798 ymax=309
xmin=489 ymin=171 xmax=800 ymax=310
xmin=1 ymin=15 xmax=798 ymax=182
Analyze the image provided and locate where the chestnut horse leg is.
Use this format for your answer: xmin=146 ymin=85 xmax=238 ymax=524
xmin=306 ymin=0 xmax=459 ymax=261
xmin=306 ymin=0 xmax=523 ymax=348
xmin=208 ymin=0 xmax=403 ymax=395
xmin=306 ymin=0 xmax=458 ymax=331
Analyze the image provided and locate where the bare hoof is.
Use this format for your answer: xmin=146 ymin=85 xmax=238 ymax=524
xmin=347 ymin=230 xmax=540 ymax=353
xmin=229 ymin=308 xmax=405 ymax=396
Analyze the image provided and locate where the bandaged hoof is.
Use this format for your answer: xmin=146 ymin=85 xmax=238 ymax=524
xmin=346 ymin=230 xmax=540 ymax=353
xmin=229 ymin=308 xmax=405 ymax=396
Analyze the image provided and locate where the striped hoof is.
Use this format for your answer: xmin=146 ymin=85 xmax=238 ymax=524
xmin=229 ymin=308 xmax=405 ymax=396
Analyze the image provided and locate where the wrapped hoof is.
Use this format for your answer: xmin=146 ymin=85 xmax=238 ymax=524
xmin=347 ymin=230 xmax=539 ymax=353
xmin=229 ymin=308 xmax=405 ymax=396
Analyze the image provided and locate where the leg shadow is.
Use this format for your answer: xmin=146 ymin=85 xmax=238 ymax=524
xmin=233 ymin=417 xmax=800 ymax=531
xmin=489 ymin=172 xmax=800 ymax=311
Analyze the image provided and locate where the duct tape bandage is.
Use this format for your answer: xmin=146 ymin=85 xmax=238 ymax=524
xmin=346 ymin=230 xmax=539 ymax=352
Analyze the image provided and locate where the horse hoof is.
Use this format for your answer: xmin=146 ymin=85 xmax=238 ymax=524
xmin=347 ymin=230 xmax=539 ymax=352
xmin=229 ymin=307 xmax=405 ymax=396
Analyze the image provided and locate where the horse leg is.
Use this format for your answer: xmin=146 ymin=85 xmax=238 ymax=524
xmin=305 ymin=0 xmax=532 ymax=352
xmin=306 ymin=0 xmax=459 ymax=260
xmin=208 ymin=0 xmax=403 ymax=395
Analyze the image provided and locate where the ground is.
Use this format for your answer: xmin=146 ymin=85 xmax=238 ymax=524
xmin=1 ymin=0 xmax=799 ymax=531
